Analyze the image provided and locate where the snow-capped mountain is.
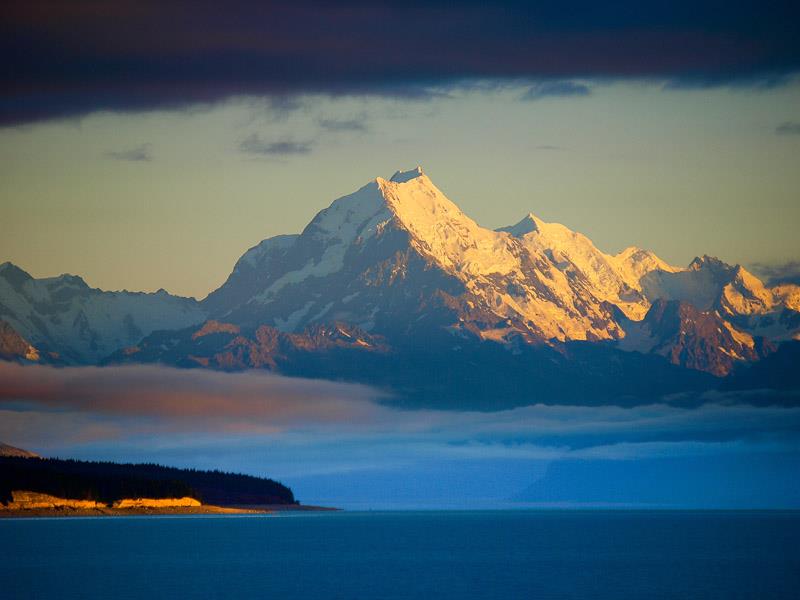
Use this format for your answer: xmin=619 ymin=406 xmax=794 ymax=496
xmin=641 ymin=256 xmax=800 ymax=339
xmin=199 ymin=167 xmax=798 ymax=371
xmin=206 ymin=167 xmax=669 ymax=343
xmin=3 ymin=166 xmax=799 ymax=401
xmin=0 ymin=262 xmax=206 ymax=363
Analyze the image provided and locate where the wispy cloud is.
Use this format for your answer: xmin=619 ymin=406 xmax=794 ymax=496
xmin=239 ymin=133 xmax=314 ymax=156
xmin=749 ymin=260 xmax=800 ymax=286
xmin=104 ymin=143 xmax=152 ymax=162
xmin=522 ymin=81 xmax=591 ymax=101
xmin=776 ymin=121 xmax=800 ymax=136
xmin=317 ymin=115 xmax=368 ymax=133
xmin=2 ymin=363 xmax=799 ymax=456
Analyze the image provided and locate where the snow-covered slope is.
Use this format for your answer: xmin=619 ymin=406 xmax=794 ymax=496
xmin=499 ymin=213 xmax=681 ymax=320
xmin=200 ymin=166 xmax=798 ymax=376
xmin=205 ymin=167 xmax=677 ymax=343
xmin=0 ymin=262 xmax=207 ymax=363
xmin=203 ymin=234 xmax=299 ymax=316
xmin=639 ymin=255 xmax=799 ymax=341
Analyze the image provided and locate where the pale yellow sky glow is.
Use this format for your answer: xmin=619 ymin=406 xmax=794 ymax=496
xmin=2 ymin=82 xmax=799 ymax=298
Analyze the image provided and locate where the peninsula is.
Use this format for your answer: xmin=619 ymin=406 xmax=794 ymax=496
xmin=0 ymin=452 xmax=312 ymax=518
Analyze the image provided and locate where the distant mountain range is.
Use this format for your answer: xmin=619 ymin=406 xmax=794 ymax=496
xmin=0 ymin=263 xmax=204 ymax=363
xmin=2 ymin=167 xmax=798 ymax=406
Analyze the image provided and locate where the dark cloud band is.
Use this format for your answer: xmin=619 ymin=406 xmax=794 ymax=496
xmin=1 ymin=1 xmax=798 ymax=125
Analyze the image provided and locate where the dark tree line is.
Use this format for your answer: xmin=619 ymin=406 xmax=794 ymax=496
xmin=0 ymin=457 xmax=296 ymax=506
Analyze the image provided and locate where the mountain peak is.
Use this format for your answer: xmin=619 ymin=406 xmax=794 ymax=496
xmin=496 ymin=213 xmax=543 ymax=238
xmin=0 ymin=262 xmax=33 ymax=290
xmin=0 ymin=261 xmax=29 ymax=276
xmin=47 ymin=272 xmax=90 ymax=289
xmin=389 ymin=166 xmax=425 ymax=183
xmin=688 ymin=255 xmax=733 ymax=274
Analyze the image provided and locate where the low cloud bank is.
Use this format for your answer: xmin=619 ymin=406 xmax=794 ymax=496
xmin=2 ymin=363 xmax=799 ymax=459
xmin=4 ymin=363 xmax=800 ymax=507
xmin=0 ymin=363 xmax=384 ymax=434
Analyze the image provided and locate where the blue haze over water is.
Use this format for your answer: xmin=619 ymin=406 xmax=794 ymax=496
xmin=2 ymin=511 xmax=799 ymax=599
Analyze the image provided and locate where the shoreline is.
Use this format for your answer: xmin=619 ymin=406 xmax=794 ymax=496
xmin=230 ymin=504 xmax=340 ymax=512
xmin=0 ymin=505 xmax=268 ymax=518
xmin=0 ymin=503 xmax=339 ymax=518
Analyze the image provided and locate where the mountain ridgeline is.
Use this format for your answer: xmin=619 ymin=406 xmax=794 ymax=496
xmin=2 ymin=167 xmax=798 ymax=407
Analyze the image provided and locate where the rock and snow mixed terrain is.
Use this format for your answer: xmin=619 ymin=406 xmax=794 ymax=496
xmin=199 ymin=167 xmax=798 ymax=372
xmin=2 ymin=167 xmax=798 ymax=404
xmin=0 ymin=262 xmax=206 ymax=363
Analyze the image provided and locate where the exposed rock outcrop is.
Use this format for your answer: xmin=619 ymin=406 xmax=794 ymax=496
xmin=0 ymin=490 xmax=201 ymax=510
xmin=112 ymin=497 xmax=200 ymax=508
xmin=0 ymin=320 xmax=40 ymax=362
xmin=0 ymin=490 xmax=104 ymax=510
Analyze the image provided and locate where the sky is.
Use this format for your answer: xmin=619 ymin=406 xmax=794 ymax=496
xmin=1 ymin=1 xmax=800 ymax=298
xmin=2 ymin=1 xmax=800 ymax=508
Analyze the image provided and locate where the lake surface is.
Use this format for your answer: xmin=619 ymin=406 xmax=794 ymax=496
xmin=2 ymin=511 xmax=799 ymax=599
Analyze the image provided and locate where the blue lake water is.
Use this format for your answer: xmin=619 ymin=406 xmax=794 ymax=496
xmin=2 ymin=511 xmax=799 ymax=599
